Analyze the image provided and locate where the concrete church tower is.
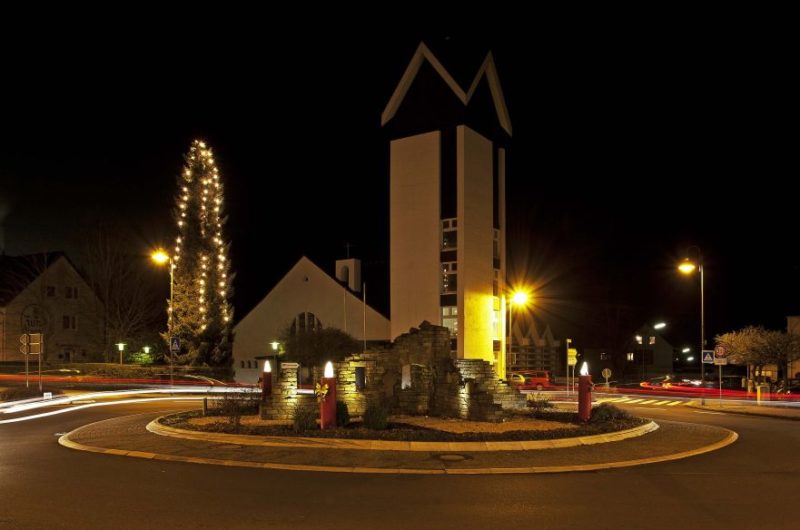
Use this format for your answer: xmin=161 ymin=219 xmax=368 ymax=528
xmin=383 ymin=42 xmax=512 ymax=377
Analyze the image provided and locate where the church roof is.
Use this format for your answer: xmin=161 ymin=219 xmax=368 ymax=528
xmin=381 ymin=42 xmax=512 ymax=137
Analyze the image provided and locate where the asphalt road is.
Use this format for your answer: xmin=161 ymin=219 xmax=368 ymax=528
xmin=1 ymin=394 xmax=799 ymax=530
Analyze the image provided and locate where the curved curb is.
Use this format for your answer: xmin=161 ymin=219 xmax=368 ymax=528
xmin=59 ymin=424 xmax=738 ymax=475
xmin=146 ymin=416 xmax=659 ymax=452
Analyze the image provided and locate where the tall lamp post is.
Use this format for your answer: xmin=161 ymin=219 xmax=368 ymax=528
xmin=678 ymin=248 xmax=704 ymax=384
xmin=151 ymin=249 xmax=174 ymax=388
xmin=508 ymin=290 xmax=531 ymax=374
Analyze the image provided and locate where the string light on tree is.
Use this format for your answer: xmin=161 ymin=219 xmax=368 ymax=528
xmin=168 ymin=139 xmax=234 ymax=366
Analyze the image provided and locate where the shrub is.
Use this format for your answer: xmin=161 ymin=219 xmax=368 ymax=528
xmin=293 ymin=403 xmax=318 ymax=432
xmin=216 ymin=393 xmax=259 ymax=431
xmin=362 ymin=402 xmax=388 ymax=430
xmin=590 ymin=403 xmax=631 ymax=423
xmin=527 ymin=392 xmax=554 ymax=417
xmin=336 ymin=400 xmax=350 ymax=427
xmin=0 ymin=386 xmax=60 ymax=401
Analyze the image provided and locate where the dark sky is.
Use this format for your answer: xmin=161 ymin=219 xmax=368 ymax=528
xmin=1 ymin=22 xmax=797 ymax=352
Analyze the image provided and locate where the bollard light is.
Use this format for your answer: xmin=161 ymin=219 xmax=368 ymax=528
xmin=264 ymin=360 xmax=271 ymax=373
xmin=580 ymin=361 xmax=589 ymax=376
xmin=324 ymin=361 xmax=334 ymax=378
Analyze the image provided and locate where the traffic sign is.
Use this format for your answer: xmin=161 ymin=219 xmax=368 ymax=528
xmin=170 ymin=336 xmax=181 ymax=354
xmin=714 ymin=345 xmax=728 ymax=365
xmin=567 ymin=347 xmax=578 ymax=366
xmin=20 ymin=334 xmax=29 ymax=355
xmin=28 ymin=333 xmax=42 ymax=355
xmin=601 ymin=368 xmax=612 ymax=379
xmin=702 ymin=350 xmax=714 ymax=364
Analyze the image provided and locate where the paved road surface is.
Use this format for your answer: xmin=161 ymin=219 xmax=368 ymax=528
xmin=1 ymin=395 xmax=798 ymax=529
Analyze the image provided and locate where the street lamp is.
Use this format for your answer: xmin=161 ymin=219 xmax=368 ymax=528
xmin=508 ymin=289 xmax=531 ymax=372
xmin=116 ymin=342 xmax=126 ymax=365
xmin=678 ymin=247 xmax=704 ymax=384
xmin=151 ymin=249 xmax=175 ymax=387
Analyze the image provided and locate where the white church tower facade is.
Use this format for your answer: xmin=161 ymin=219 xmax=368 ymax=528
xmin=382 ymin=43 xmax=512 ymax=377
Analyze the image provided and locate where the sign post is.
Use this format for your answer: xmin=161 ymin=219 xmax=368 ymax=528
xmin=602 ymin=367 xmax=612 ymax=388
xmin=714 ymin=345 xmax=728 ymax=404
xmin=566 ymin=342 xmax=577 ymax=395
xmin=20 ymin=334 xmax=44 ymax=391
xmin=20 ymin=334 xmax=29 ymax=388
xmin=170 ymin=336 xmax=180 ymax=388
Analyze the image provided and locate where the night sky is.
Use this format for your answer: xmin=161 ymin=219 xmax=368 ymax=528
xmin=1 ymin=23 xmax=797 ymax=352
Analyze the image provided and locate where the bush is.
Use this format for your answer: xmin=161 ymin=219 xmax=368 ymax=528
xmin=336 ymin=400 xmax=350 ymax=427
xmin=362 ymin=402 xmax=388 ymax=430
xmin=216 ymin=394 xmax=259 ymax=431
xmin=0 ymin=386 xmax=60 ymax=401
xmin=590 ymin=403 xmax=631 ymax=423
xmin=293 ymin=403 xmax=318 ymax=432
xmin=527 ymin=392 xmax=554 ymax=417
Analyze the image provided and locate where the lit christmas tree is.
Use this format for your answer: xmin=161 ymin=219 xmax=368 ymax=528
xmin=169 ymin=139 xmax=234 ymax=366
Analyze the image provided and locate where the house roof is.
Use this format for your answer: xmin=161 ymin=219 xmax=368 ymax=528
xmin=381 ymin=42 xmax=512 ymax=136
xmin=0 ymin=252 xmax=66 ymax=306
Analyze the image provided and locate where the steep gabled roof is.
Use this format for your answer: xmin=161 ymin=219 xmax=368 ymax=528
xmin=381 ymin=42 xmax=512 ymax=136
xmin=0 ymin=252 xmax=66 ymax=306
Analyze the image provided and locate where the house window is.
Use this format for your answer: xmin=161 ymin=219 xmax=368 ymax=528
xmin=627 ymin=352 xmax=634 ymax=362
xmin=355 ymin=367 xmax=366 ymax=391
xmin=492 ymin=310 xmax=500 ymax=340
xmin=441 ymin=306 xmax=457 ymax=337
xmin=46 ymin=286 xmax=56 ymax=297
xmin=441 ymin=218 xmax=457 ymax=250
xmin=441 ymin=263 xmax=457 ymax=293
xmin=493 ymin=229 xmax=500 ymax=260
xmin=62 ymin=315 xmax=76 ymax=330
xmin=65 ymin=286 xmax=73 ymax=299
xmin=493 ymin=269 xmax=500 ymax=296
xmin=240 ymin=361 xmax=245 ymax=368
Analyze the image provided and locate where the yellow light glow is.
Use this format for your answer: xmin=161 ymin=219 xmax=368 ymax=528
xmin=678 ymin=259 xmax=697 ymax=274
xmin=151 ymin=250 xmax=170 ymax=265
xmin=511 ymin=291 xmax=529 ymax=306
xmin=324 ymin=361 xmax=334 ymax=378
xmin=270 ymin=341 xmax=280 ymax=351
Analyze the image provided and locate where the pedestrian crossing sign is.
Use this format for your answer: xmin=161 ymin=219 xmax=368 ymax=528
xmin=702 ymin=350 xmax=714 ymax=364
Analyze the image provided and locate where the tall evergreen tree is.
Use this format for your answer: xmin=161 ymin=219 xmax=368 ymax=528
xmin=169 ymin=139 xmax=234 ymax=366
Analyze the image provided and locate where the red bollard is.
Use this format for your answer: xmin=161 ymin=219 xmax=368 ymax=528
xmin=319 ymin=376 xmax=337 ymax=429
xmin=578 ymin=374 xmax=593 ymax=422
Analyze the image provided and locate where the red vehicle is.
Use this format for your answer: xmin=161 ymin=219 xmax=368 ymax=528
xmin=509 ymin=370 xmax=555 ymax=391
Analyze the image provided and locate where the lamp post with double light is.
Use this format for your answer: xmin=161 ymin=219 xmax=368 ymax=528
xmin=151 ymin=249 xmax=175 ymax=387
xmin=678 ymin=248 xmax=705 ymax=384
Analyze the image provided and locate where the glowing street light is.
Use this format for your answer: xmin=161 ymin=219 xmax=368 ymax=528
xmin=116 ymin=342 xmax=126 ymax=365
xmin=678 ymin=248 xmax=705 ymax=384
xmin=508 ymin=289 xmax=532 ymax=373
xmin=682 ymin=347 xmax=691 ymax=353
xmin=653 ymin=322 xmax=666 ymax=330
xmin=151 ymin=248 xmax=175 ymax=387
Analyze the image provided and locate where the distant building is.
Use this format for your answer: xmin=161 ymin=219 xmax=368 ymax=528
xmin=0 ymin=252 xmax=103 ymax=362
xmin=582 ymin=324 xmax=675 ymax=382
xmin=232 ymin=257 xmax=391 ymax=383
xmin=383 ymin=42 xmax=512 ymax=377
xmin=507 ymin=313 xmax=562 ymax=373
